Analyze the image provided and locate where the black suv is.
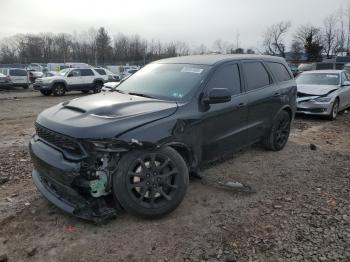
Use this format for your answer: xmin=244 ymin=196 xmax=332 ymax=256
xmin=29 ymin=55 xmax=297 ymax=222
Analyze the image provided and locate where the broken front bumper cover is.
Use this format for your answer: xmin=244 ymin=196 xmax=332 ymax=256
xmin=30 ymin=138 xmax=116 ymax=223
xmin=296 ymin=100 xmax=333 ymax=116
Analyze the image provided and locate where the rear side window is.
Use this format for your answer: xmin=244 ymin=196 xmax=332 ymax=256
xmin=267 ymin=62 xmax=292 ymax=82
xmin=9 ymin=69 xmax=27 ymax=76
xmin=243 ymin=62 xmax=271 ymax=91
xmin=335 ymin=63 xmax=344 ymax=70
xmin=207 ymin=64 xmax=241 ymax=95
xmin=80 ymin=69 xmax=94 ymax=76
xmin=95 ymin=69 xmax=106 ymax=75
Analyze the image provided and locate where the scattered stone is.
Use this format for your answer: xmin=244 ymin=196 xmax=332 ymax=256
xmin=0 ymin=178 xmax=9 ymax=185
xmin=217 ymin=249 xmax=223 ymax=259
xmin=225 ymin=255 xmax=236 ymax=262
xmin=24 ymin=202 xmax=30 ymax=206
xmin=224 ymin=181 xmax=244 ymax=189
xmin=274 ymin=205 xmax=282 ymax=209
xmin=5 ymin=197 xmax=13 ymax=203
xmin=310 ymin=144 xmax=317 ymax=150
xmin=26 ymin=247 xmax=37 ymax=257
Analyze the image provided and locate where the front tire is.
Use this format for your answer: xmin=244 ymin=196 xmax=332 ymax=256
xmin=52 ymin=83 xmax=66 ymax=96
xmin=113 ymin=147 xmax=189 ymax=218
xmin=263 ymin=110 xmax=291 ymax=151
xmin=327 ymin=99 xmax=339 ymax=120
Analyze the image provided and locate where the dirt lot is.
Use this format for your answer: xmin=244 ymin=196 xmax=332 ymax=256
xmin=0 ymin=88 xmax=349 ymax=262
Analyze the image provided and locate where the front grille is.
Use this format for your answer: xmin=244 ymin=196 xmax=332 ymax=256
xmin=35 ymin=123 xmax=83 ymax=157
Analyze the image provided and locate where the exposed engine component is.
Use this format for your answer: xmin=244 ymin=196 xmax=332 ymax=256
xmin=88 ymin=155 xmax=111 ymax=197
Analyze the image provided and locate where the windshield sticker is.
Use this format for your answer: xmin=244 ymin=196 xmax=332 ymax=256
xmin=181 ymin=67 xmax=203 ymax=74
xmin=326 ymin=75 xmax=338 ymax=78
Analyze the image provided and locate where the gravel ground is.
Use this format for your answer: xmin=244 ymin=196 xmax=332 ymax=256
xmin=0 ymin=89 xmax=349 ymax=262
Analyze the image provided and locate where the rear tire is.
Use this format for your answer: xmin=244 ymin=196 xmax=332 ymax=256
xmin=327 ymin=99 xmax=339 ymax=120
xmin=23 ymin=84 xmax=29 ymax=89
xmin=113 ymin=147 xmax=189 ymax=218
xmin=52 ymin=83 xmax=66 ymax=96
xmin=263 ymin=110 xmax=291 ymax=151
xmin=40 ymin=90 xmax=52 ymax=96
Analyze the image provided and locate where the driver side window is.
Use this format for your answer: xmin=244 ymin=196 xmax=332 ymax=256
xmin=68 ymin=69 xmax=81 ymax=77
xmin=206 ymin=64 xmax=241 ymax=95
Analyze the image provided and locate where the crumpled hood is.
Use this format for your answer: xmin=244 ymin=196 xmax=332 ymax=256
xmin=297 ymin=84 xmax=338 ymax=96
xmin=36 ymin=92 xmax=178 ymax=139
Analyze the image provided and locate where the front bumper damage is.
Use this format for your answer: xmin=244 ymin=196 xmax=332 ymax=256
xmin=29 ymin=136 xmax=118 ymax=223
xmin=296 ymin=94 xmax=333 ymax=116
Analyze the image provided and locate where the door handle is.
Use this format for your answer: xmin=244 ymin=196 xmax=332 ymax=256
xmin=273 ymin=92 xmax=281 ymax=97
xmin=236 ymin=102 xmax=247 ymax=109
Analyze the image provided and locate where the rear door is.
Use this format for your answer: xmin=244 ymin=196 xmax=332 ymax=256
xmin=9 ymin=69 xmax=28 ymax=85
xmin=242 ymin=61 xmax=284 ymax=141
xmin=201 ymin=62 xmax=249 ymax=161
xmin=80 ymin=69 xmax=95 ymax=89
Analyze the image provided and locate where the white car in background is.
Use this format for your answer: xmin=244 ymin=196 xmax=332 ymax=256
xmin=94 ymin=68 xmax=120 ymax=82
xmin=296 ymin=70 xmax=350 ymax=120
xmin=0 ymin=68 xmax=30 ymax=89
xmin=101 ymin=81 xmax=120 ymax=92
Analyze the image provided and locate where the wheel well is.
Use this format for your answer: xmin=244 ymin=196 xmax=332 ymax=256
xmin=94 ymin=80 xmax=104 ymax=85
xmin=283 ymin=107 xmax=292 ymax=119
xmin=168 ymin=144 xmax=192 ymax=167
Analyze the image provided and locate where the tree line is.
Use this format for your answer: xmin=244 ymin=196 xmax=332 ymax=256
xmin=0 ymin=27 xmax=255 ymax=66
xmin=262 ymin=5 xmax=350 ymax=62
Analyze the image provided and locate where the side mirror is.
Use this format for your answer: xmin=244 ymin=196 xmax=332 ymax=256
xmin=342 ymin=80 xmax=350 ymax=87
xmin=204 ymin=88 xmax=231 ymax=104
xmin=67 ymin=73 xmax=73 ymax=77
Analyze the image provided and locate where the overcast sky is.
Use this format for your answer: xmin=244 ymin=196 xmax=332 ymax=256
xmin=0 ymin=0 xmax=348 ymax=50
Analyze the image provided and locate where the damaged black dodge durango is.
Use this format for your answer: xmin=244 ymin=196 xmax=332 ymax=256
xmin=30 ymin=55 xmax=297 ymax=223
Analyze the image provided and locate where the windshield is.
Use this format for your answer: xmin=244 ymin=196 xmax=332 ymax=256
xmin=58 ymin=68 xmax=70 ymax=76
xmin=296 ymin=73 xmax=340 ymax=86
xmin=117 ymin=63 xmax=210 ymax=101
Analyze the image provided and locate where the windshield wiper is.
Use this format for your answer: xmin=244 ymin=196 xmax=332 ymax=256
xmin=127 ymin=92 xmax=156 ymax=99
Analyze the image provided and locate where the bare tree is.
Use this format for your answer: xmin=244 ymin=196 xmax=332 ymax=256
xmin=290 ymin=40 xmax=303 ymax=62
xmin=295 ymin=25 xmax=323 ymax=62
xmin=322 ymin=14 xmax=338 ymax=58
xmin=262 ymin=21 xmax=291 ymax=57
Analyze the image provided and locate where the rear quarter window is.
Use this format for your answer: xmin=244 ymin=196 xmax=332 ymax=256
xmin=9 ymin=69 xmax=27 ymax=76
xmin=95 ymin=69 xmax=106 ymax=75
xmin=266 ymin=62 xmax=292 ymax=82
xmin=243 ymin=62 xmax=272 ymax=91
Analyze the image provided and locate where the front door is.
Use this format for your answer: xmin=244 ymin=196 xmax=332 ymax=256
xmin=201 ymin=63 xmax=249 ymax=161
xmin=66 ymin=69 xmax=82 ymax=90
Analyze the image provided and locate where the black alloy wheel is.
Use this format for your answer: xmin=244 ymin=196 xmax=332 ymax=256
xmin=113 ymin=147 xmax=189 ymax=218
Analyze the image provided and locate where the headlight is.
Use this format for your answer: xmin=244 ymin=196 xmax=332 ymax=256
xmin=85 ymin=140 xmax=129 ymax=152
xmin=311 ymin=97 xmax=332 ymax=102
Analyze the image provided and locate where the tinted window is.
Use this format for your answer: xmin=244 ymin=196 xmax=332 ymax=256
xmin=243 ymin=62 xmax=271 ymax=91
xmin=207 ymin=64 xmax=241 ymax=95
xmin=267 ymin=62 xmax=292 ymax=82
xmin=95 ymin=69 xmax=106 ymax=75
xmin=9 ymin=69 xmax=27 ymax=76
xmin=80 ymin=69 xmax=94 ymax=76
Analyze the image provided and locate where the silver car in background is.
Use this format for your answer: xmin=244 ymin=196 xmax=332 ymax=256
xmin=296 ymin=70 xmax=350 ymax=120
